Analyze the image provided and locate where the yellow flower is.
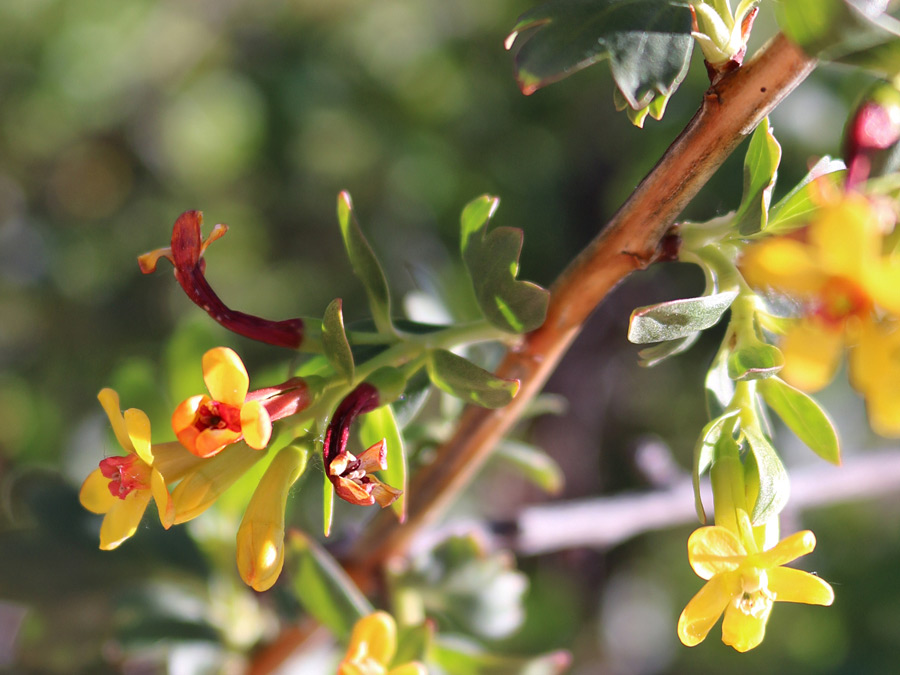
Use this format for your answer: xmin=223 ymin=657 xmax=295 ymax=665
xmin=236 ymin=445 xmax=308 ymax=592
xmin=172 ymin=347 xmax=272 ymax=458
xmin=339 ymin=612 xmax=427 ymax=675
xmin=80 ymin=389 xmax=202 ymax=550
xmin=741 ymin=191 xmax=900 ymax=392
xmin=678 ymin=524 xmax=834 ymax=652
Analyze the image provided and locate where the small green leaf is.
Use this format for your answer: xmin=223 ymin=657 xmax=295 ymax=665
xmin=494 ymin=439 xmax=565 ymax=494
xmin=288 ymin=531 xmax=373 ymax=638
xmin=705 ymin=345 xmax=735 ymax=419
xmin=777 ymin=0 xmax=900 ymax=77
xmin=735 ymin=117 xmax=782 ymax=235
xmin=627 ymin=290 xmax=738 ymax=344
xmin=359 ymin=404 xmax=408 ymax=522
xmin=337 ymin=191 xmax=393 ymax=335
xmin=742 ymin=425 xmax=790 ymax=525
xmin=764 ymin=157 xmax=846 ymax=235
xmin=394 ymin=622 xmax=434 ymax=667
xmin=759 ymin=377 xmax=841 ymax=464
xmin=426 ymin=349 xmax=520 ymax=409
xmin=727 ymin=341 xmax=784 ymax=380
xmin=637 ymin=331 xmax=700 ymax=367
xmin=506 ymin=0 xmax=692 ymax=122
xmin=692 ymin=411 xmax=739 ymax=523
xmin=431 ymin=636 xmax=571 ymax=675
xmin=460 ymin=196 xmax=549 ymax=334
xmin=322 ymin=299 xmax=354 ymax=382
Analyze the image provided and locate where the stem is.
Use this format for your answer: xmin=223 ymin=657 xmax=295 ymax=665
xmin=346 ymin=33 xmax=816 ymax=574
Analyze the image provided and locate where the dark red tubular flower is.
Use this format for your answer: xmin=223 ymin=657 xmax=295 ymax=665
xmin=139 ymin=211 xmax=304 ymax=349
xmin=323 ymin=383 xmax=402 ymax=508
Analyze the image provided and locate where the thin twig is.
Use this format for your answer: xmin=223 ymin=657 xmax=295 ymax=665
xmin=348 ymin=34 xmax=816 ymax=573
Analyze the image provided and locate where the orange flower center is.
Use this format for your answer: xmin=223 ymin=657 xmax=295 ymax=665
xmin=196 ymin=399 xmax=242 ymax=433
xmin=99 ymin=455 xmax=150 ymax=499
xmin=813 ymin=276 xmax=872 ymax=326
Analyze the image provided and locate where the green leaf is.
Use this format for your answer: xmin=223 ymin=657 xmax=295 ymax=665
xmin=764 ymin=157 xmax=846 ymax=235
xmin=460 ymin=196 xmax=549 ymax=334
xmin=337 ymin=191 xmax=393 ymax=335
xmin=742 ymin=425 xmax=790 ymax=525
xmin=288 ymin=531 xmax=373 ymax=638
xmin=759 ymin=378 xmax=841 ymax=464
xmin=727 ymin=341 xmax=784 ymax=380
xmin=426 ymin=349 xmax=520 ymax=409
xmin=627 ymin=290 xmax=738 ymax=344
xmin=494 ymin=440 xmax=565 ymax=495
xmin=506 ymin=0 xmax=692 ymax=119
xmin=431 ymin=636 xmax=571 ymax=675
xmin=395 ymin=622 xmax=434 ymax=667
xmin=735 ymin=118 xmax=782 ymax=235
xmin=692 ymin=411 xmax=739 ymax=523
xmin=322 ymin=299 xmax=354 ymax=382
xmin=777 ymin=0 xmax=900 ymax=77
xmin=637 ymin=331 xmax=700 ymax=367
xmin=359 ymin=404 xmax=408 ymax=522
xmin=322 ymin=436 xmax=335 ymax=537
xmin=705 ymin=344 xmax=735 ymax=419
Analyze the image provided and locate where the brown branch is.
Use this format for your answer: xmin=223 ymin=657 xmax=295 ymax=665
xmin=347 ymin=34 xmax=816 ymax=574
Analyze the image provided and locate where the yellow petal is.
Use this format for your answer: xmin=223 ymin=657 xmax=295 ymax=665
xmin=780 ymin=319 xmax=844 ymax=392
xmin=866 ymin=263 xmax=900 ymax=315
xmin=721 ymin=601 xmax=771 ymax=652
xmin=809 ymin=194 xmax=880 ymax=281
xmin=768 ymin=566 xmax=834 ymax=605
xmin=849 ymin=320 xmax=893 ymax=394
xmin=677 ymin=573 xmax=737 ymax=647
xmin=97 ymin=388 xmax=134 ymax=454
xmin=865 ymin=386 xmax=900 ymax=437
xmin=195 ymin=428 xmax=242 ymax=458
xmin=137 ymin=245 xmax=173 ymax=273
xmin=347 ymin=612 xmax=397 ymax=666
xmin=203 ymin=347 xmax=249 ymax=406
xmin=687 ymin=527 xmax=746 ymax=580
xmin=80 ymin=467 xmax=117 ymax=514
xmin=754 ymin=530 xmax=816 ymax=569
xmin=151 ymin=468 xmax=174 ymax=529
xmin=124 ymin=408 xmax=154 ymax=465
xmin=236 ymin=445 xmax=307 ymax=591
xmin=240 ymin=400 xmax=272 ymax=450
xmin=740 ymin=239 xmax=824 ymax=297
xmin=390 ymin=663 xmax=428 ymax=675
xmin=99 ymin=489 xmax=151 ymax=550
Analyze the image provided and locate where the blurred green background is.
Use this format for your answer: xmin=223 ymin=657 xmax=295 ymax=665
xmin=1 ymin=0 xmax=897 ymax=672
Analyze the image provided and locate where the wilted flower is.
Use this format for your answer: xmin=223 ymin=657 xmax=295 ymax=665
xmin=138 ymin=210 xmax=305 ymax=349
xmin=324 ymin=383 xmax=402 ymax=508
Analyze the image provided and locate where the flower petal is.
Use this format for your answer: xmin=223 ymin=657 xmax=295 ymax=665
xmin=124 ymin=408 xmax=154 ymax=465
xmin=240 ymin=400 xmax=272 ymax=450
xmin=780 ymin=319 xmax=844 ymax=393
xmin=202 ymin=347 xmax=249 ymax=406
xmin=151 ymin=468 xmax=174 ymax=529
xmin=80 ymin=467 xmax=117 ymax=514
xmin=687 ymin=527 xmax=746 ymax=579
xmin=740 ymin=239 xmax=824 ymax=297
xmin=768 ymin=566 xmax=834 ymax=606
xmin=347 ymin=612 xmax=397 ymax=666
xmin=99 ymin=489 xmax=151 ymax=550
xmin=721 ymin=601 xmax=771 ymax=652
xmin=97 ymin=388 xmax=134 ymax=454
xmin=195 ymin=428 xmax=242 ymax=458
xmin=809 ymin=193 xmax=880 ymax=281
xmin=677 ymin=572 xmax=736 ymax=647
xmin=755 ymin=530 xmax=816 ymax=569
